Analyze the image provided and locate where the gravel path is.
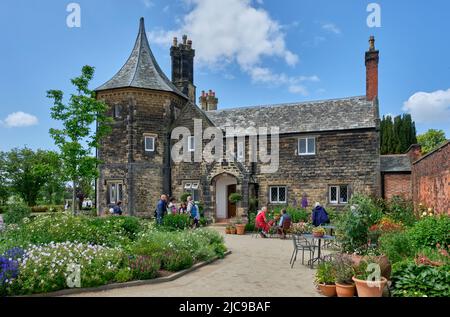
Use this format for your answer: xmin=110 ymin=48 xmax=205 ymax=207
xmin=70 ymin=228 xmax=320 ymax=297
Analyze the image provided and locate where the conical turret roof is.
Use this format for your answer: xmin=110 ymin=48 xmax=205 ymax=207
xmin=96 ymin=18 xmax=186 ymax=98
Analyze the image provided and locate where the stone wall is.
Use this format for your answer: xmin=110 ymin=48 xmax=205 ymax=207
xmin=412 ymin=142 xmax=450 ymax=215
xmin=382 ymin=173 xmax=412 ymax=200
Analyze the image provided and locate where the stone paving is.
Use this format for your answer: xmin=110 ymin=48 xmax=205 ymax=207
xmin=71 ymin=228 xmax=320 ymax=297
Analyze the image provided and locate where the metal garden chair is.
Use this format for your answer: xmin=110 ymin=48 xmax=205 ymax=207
xmin=290 ymin=234 xmax=317 ymax=269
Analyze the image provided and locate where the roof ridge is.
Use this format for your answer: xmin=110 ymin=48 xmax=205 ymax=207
xmin=207 ymin=95 xmax=368 ymax=113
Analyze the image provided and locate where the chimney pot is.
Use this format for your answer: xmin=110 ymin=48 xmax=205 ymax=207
xmin=173 ymin=37 xmax=178 ymax=46
xmin=182 ymin=34 xmax=187 ymax=44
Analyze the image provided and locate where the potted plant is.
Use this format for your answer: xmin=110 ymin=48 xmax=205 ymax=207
xmin=225 ymin=225 xmax=233 ymax=234
xmin=312 ymin=226 xmax=326 ymax=238
xmin=315 ymin=262 xmax=336 ymax=297
xmin=229 ymin=225 xmax=237 ymax=234
xmin=229 ymin=193 xmax=243 ymax=205
xmin=352 ymin=258 xmax=388 ymax=297
xmin=333 ymin=255 xmax=356 ymax=297
xmin=233 ymin=217 xmax=246 ymax=235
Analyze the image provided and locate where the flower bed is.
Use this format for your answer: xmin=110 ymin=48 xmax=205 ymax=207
xmin=0 ymin=213 xmax=226 ymax=296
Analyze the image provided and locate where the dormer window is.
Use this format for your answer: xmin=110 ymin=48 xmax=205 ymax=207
xmin=298 ymin=137 xmax=316 ymax=155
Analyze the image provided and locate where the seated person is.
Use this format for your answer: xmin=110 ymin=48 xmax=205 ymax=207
xmin=312 ymin=202 xmax=330 ymax=227
xmin=255 ymin=207 xmax=271 ymax=238
xmin=277 ymin=209 xmax=292 ymax=239
xmin=112 ymin=201 xmax=123 ymax=216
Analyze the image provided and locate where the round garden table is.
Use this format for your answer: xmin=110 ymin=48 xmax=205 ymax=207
xmin=302 ymin=234 xmax=336 ymax=267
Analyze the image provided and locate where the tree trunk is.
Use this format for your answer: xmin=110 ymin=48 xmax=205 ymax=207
xmin=72 ymin=180 xmax=77 ymax=215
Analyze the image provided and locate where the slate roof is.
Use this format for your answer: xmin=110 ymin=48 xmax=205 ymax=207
xmin=203 ymin=96 xmax=377 ymax=135
xmin=380 ymin=155 xmax=412 ymax=172
xmin=96 ymin=18 xmax=186 ymax=99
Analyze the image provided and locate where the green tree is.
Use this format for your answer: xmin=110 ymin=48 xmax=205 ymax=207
xmin=417 ymin=129 xmax=447 ymax=154
xmin=380 ymin=114 xmax=417 ymax=154
xmin=0 ymin=152 xmax=10 ymax=205
xmin=38 ymin=151 xmax=67 ymax=205
xmin=4 ymin=148 xmax=63 ymax=206
xmin=47 ymin=65 xmax=111 ymax=214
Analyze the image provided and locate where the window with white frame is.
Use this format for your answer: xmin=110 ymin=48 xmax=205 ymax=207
xmin=144 ymin=135 xmax=155 ymax=152
xmin=298 ymin=137 xmax=316 ymax=155
xmin=269 ymin=186 xmax=287 ymax=204
xmin=109 ymin=182 xmax=123 ymax=204
xmin=237 ymin=141 xmax=245 ymax=161
xmin=329 ymin=185 xmax=349 ymax=204
xmin=184 ymin=181 xmax=200 ymax=201
xmin=113 ymin=104 xmax=122 ymax=118
xmin=188 ymin=136 xmax=195 ymax=152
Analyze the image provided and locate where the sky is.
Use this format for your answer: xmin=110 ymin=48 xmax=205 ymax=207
xmin=0 ymin=0 xmax=449 ymax=151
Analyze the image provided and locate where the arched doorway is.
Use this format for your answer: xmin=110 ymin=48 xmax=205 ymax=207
xmin=213 ymin=173 xmax=238 ymax=220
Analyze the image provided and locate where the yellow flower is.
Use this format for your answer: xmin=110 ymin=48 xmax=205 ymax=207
xmin=428 ymin=208 xmax=433 ymax=212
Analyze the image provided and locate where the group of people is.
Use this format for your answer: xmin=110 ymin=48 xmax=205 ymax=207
xmin=155 ymin=194 xmax=200 ymax=228
xmin=255 ymin=202 xmax=330 ymax=238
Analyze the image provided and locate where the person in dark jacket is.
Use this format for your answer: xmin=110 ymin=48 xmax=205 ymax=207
xmin=112 ymin=201 xmax=123 ymax=216
xmin=156 ymin=195 xmax=168 ymax=225
xmin=312 ymin=202 xmax=330 ymax=227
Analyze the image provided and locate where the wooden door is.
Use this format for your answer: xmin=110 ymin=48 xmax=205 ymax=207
xmin=227 ymin=184 xmax=237 ymax=218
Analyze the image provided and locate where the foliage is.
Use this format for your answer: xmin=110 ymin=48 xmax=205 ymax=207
xmin=0 ymin=152 xmax=9 ymax=206
xmin=379 ymin=231 xmax=415 ymax=264
xmin=385 ymin=197 xmax=418 ymax=227
xmin=180 ymin=192 xmax=190 ymax=203
xmin=30 ymin=205 xmax=64 ymax=213
xmin=417 ymin=129 xmax=447 ymax=155
xmin=312 ymin=227 xmax=326 ymax=235
xmin=315 ymin=262 xmax=335 ymax=285
xmin=408 ymin=215 xmax=450 ymax=250
xmin=47 ymin=65 xmax=112 ymax=214
xmin=353 ymin=256 xmax=383 ymax=280
xmin=126 ymin=255 xmax=160 ymax=280
xmin=332 ymin=254 xmax=355 ymax=285
xmin=3 ymin=148 xmax=65 ymax=206
xmin=335 ymin=195 xmax=383 ymax=255
xmin=0 ymin=253 xmax=20 ymax=296
xmin=380 ymin=114 xmax=417 ymax=154
xmin=272 ymin=206 xmax=310 ymax=223
xmin=228 ymin=193 xmax=242 ymax=204
xmin=161 ymin=214 xmax=191 ymax=231
xmin=3 ymin=204 xmax=31 ymax=225
xmin=290 ymin=222 xmax=313 ymax=234
xmin=249 ymin=196 xmax=258 ymax=212
xmin=390 ymin=261 xmax=450 ymax=297
xmin=4 ymin=242 xmax=124 ymax=295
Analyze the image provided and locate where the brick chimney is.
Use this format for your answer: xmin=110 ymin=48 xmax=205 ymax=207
xmin=199 ymin=90 xmax=218 ymax=111
xmin=365 ymin=36 xmax=379 ymax=102
xmin=406 ymin=144 xmax=422 ymax=163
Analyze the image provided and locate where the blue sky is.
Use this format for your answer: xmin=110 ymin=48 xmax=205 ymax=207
xmin=0 ymin=0 xmax=449 ymax=151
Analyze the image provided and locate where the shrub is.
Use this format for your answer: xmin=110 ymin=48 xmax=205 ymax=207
xmin=3 ymin=204 xmax=31 ymax=225
xmin=115 ymin=268 xmax=133 ymax=283
xmin=332 ymin=254 xmax=354 ymax=285
xmin=386 ymin=197 xmax=418 ymax=226
xmin=180 ymin=192 xmax=190 ymax=203
xmin=0 ymin=254 xmax=19 ymax=296
xmin=163 ymin=250 xmax=193 ymax=271
xmin=228 ymin=193 xmax=242 ymax=204
xmin=336 ymin=195 xmax=383 ymax=255
xmin=119 ymin=216 xmax=143 ymax=239
xmin=315 ymin=262 xmax=335 ymax=285
xmin=408 ymin=215 xmax=450 ymax=250
xmin=379 ymin=231 xmax=415 ymax=264
xmin=127 ymin=255 xmax=160 ymax=280
xmin=391 ymin=261 xmax=450 ymax=297
xmin=161 ymin=214 xmax=191 ymax=231
xmin=272 ymin=206 xmax=310 ymax=223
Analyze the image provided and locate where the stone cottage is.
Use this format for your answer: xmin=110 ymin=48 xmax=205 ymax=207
xmin=95 ymin=18 xmax=381 ymax=219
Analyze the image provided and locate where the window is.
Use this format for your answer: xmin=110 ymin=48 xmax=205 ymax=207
xmin=145 ymin=136 xmax=155 ymax=152
xmin=109 ymin=183 xmax=123 ymax=204
xmin=237 ymin=141 xmax=245 ymax=161
xmin=269 ymin=186 xmax=287 ymax=204
xmin=188 ymin=136 xmax=195 ymax=152
xmin=329 ymin=185 xmax=349 ymax=204
xmin=184 ymin=181 xmax=200 ymax=201
xmin=113 ymin=105 xmax=121 ymax=118
xmin=298 ymin=137 xmax=316 ymax=155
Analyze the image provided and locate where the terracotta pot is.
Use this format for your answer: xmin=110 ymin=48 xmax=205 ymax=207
xmin=318 ymin=284 xmax=337 ymax=297
xmin=313 ymin=232 xmax=325 ymax=238
xmin=235 ymin=224 xmax=246 ymax=235
xmin=230 ymin=228 xmax=237 ymax=234
xmin=350 ymin=254 xmax=391 ymax=279
xmin=335 ymin=283 xmax=356 ymax=297
xmin=225 ymin=228 xmax=231 ymax=234
xmin=352 ymin=276 xmax=387 ymax=297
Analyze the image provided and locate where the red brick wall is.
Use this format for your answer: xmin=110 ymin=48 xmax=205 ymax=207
xmin=412 ymin=142 xmax=450 ymax=215
xmin=383 ymin=173 xmax=412 ymax=200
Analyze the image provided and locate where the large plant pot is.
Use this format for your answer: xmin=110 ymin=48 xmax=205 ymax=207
xmin=230 ymin=228 xmax=237 ymax=234
xmin=350 ymin=254 xmax=391 ymax=279
xmin=235 ymin=224 xmax=246 ymax=235
xmin=335 ymin=283 xmax=356 ymax=297
xmin=318 ymin=284 xmax=337 ymax=297
xmin=352 ymin=276 xmax=387 ymax=297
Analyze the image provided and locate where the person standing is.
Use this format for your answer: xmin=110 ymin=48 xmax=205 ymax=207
xmin=167 ymin=197 xmax=177 ymax=215
xmin=187 ymin=196 xmax=200 ymax=228
xmin=311 ymin=202 xmax=330 ymax=227
xmin=156 ymin=194 xmax=168 ymax=225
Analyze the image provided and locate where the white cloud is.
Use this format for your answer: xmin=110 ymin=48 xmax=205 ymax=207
xmin=142 ymin=0 xmax=154 ymax=8
xmin=403 ymin=88 xmax=450 ymax=124
xmin=148 ymin=0 xmax=311 ymax=94
xmin=1 ymin=112 xmax=39 ymax=128
xmin=322 ymin=23 xmax=341 ymax=35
